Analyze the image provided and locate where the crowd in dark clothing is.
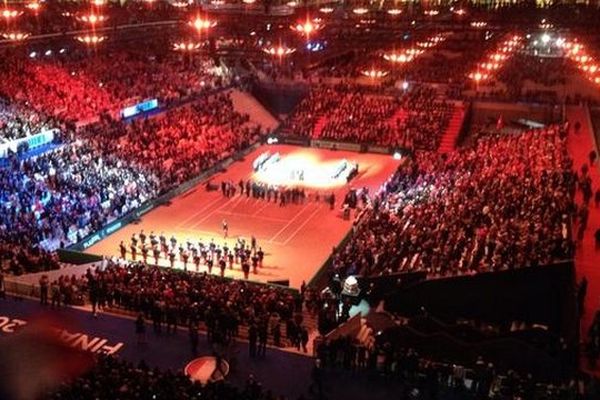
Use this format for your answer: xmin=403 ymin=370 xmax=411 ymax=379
xmin=315 ymin=336 xmax=596 ymax=400
xmin=218 ymin=179 xmax=313 ymax=207
xmin=282 ymin=84 xmax=454 ymax=151
xmin=0 ymin=140 xmax=159 ymax=274
xmin=332 ymin=125 xmax=574 ymax=279
xmin=0 ymin=43 xmax=225 ymax=123
xmin=587 ymin=310 xmax=600 ymax=369
xmin=3 ymin=1 xmax=182 ymax=36
xmin=83 ymin=260 xmax=299 ymax=340
xmin=0 ymin=90 xmax=262 ymax=275
xmin=48 ymin=355 xmax=284 ymax=400
xmin=84 ymin=94 xmax=262 ymax=192
xmin=121 ymin=231 xmax=265 ymax=279
xmin=0 ymin=98 xmax=58 ymax=143
xmin=0 ymin=244 xmax=59 ymax=276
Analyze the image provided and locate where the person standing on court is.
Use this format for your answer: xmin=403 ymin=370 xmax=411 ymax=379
xmin=189 ymin=320 xmax=199 ymax=356
xmin=242 ymin=260 xmax=250 ymax=280
xmin=135 ymin=313 xmax=146 ymax=346
xmin=248 ymin=323 xmax=258 ymax=358
xmin=222 ymin=219 xmax=228 ymax=238
xmin=39 ymin=275 xmax=49 ymax=306
xmin=258 ymin=322 xmax=268 ymax=358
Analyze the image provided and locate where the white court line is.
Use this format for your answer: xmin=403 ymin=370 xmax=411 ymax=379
xmin=176 ymin=196 xmax=223 ymax=228
xmin=251 ymin=201 xmax=270 ymax=216
xmin=189 ymin=195 xmax=246 ymax=229
xmin=268 ymin=203 xmax=312 ymax=243
xmin=217 ymin=210 xmax=289 ymax=223
xmin=178 ymin=228 xmax=287 ymax=246
xmin=282 ymin=205 xmax=323 ymax=246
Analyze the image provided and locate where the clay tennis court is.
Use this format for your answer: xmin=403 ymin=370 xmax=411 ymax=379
xmin=87 ymin=144 xmax=400 ymax=288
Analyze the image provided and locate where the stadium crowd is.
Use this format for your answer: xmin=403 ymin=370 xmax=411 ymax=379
xmin=283 ymin=85 xmax=454 ymax=150
xmin=84 ymin=93 xmax=261 ymax=190
xmin=65 ymin=46 xmax=227 ymax=108
xmin=332 ymin=124 xmax=574 ymax=278
xmin=49 ymin=355 xmax=279 ymax=400
xmin=0 ymin=99 xmax=57 ymax=143
xmin=315 ymin=336 xmax=593 ymax=400
xmin=0 ymin=8 xmax=599 ymax=399
xmin=0 ymin=87 xmax=261 ymax=276
xmin=82 ymin=259 xmax=299 ymax=341
xmin=0 ymin=45 xmax=226 ymax=123
xmin=11 ymin=1 xmax=181 ymax=36
xmin=0 ymin=141 xmax=159 ymax=272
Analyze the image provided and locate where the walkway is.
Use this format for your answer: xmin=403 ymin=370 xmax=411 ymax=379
xmin=0 ymin=298 xmax=404 ymax=400
xmin=565 ymin=106 xmax=600 ymax=346
xmin=438 ymin=103 xmax=466 ymax=153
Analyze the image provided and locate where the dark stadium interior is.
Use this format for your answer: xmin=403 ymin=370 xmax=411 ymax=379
xmin=1 ymin=1 xmax=600 ymax=400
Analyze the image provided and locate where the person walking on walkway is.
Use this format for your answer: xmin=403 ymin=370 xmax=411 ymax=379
xmin=135 ymin=313 xmax=146 ymax=346
xmin=189 ymin=321 xmax=199 ymax=356
xmin=39 ymin=275 xmax=49 ymax=306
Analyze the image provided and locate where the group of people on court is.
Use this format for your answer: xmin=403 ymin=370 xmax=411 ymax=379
xmin=119 ymin=230 xmax=264 ymax=279
xmin=218 ymin=179 xmax=337 ymax=209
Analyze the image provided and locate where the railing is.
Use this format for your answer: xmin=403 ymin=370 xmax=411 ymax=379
xmin=308 ymin=207 xmax=371 ymax=289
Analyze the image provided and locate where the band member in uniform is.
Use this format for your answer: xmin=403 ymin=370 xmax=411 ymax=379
xmin=200 ymin=246 xmax=208 ymax=264
xmin=130 ymin=243 xmax=137 ymax=261
xmin=178 ymin=244 xmax=185 ymax=261
xmin=131 ymin=233 xmax=138 ymax=248
xmin=119 ymin=241 xmax=127 ymax=259
xmin=153 ymin=247 xmax=161 ymax=265
xmin=193 ymin=253 xmax=201 ymax=272
xmin=223 ymin=243 xmax=229 ymax=257
xmin=170 ymin=235 xmax=177 ymax=249
xmin=139 ymin=230 xmax=147 ymax=245
xmin=234 ymin=242 xmax=241 ymax=263
xmin=242 ymin=260 xmax=250 ymax=279
xmin=141 ymin=245 xmax=149 ymax=263
xmin=257 ymin=247 xmax=264 ymax=267
xmin=149 ymin=231 xmax=157 ymax=247
xmin=168 ymin=249 xmax=176 ymax=268
xmin=207 ymin=257 xmax=214 ymax=274
xmin=182 ymin=251 xmax=189 ymax=271
xmin=251 ymin=253 xmax=259 ymax=274
xmin=219 ymin=258 xmax=227 ymax=277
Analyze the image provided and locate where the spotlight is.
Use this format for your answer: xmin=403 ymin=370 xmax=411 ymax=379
xmin=393 ymin=151 xmax=402 ymax=160
xmin=541 ymin=33 xmax=551 ymax=45
xmin=189 ymin=17 xmax=216 ymax=31
xmin=2 ymin=32 xmax=30 ymax=41
xmin=173 ymin=41 xmax=201 ymax=52
xmin=262 ymin=45 xmax=296 ymax=57
xmin=361 ymin=69 xmax=388 ymax=78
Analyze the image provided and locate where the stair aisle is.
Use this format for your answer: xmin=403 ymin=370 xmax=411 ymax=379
xmin=438 ymin=104 xmax=466 ymax=153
